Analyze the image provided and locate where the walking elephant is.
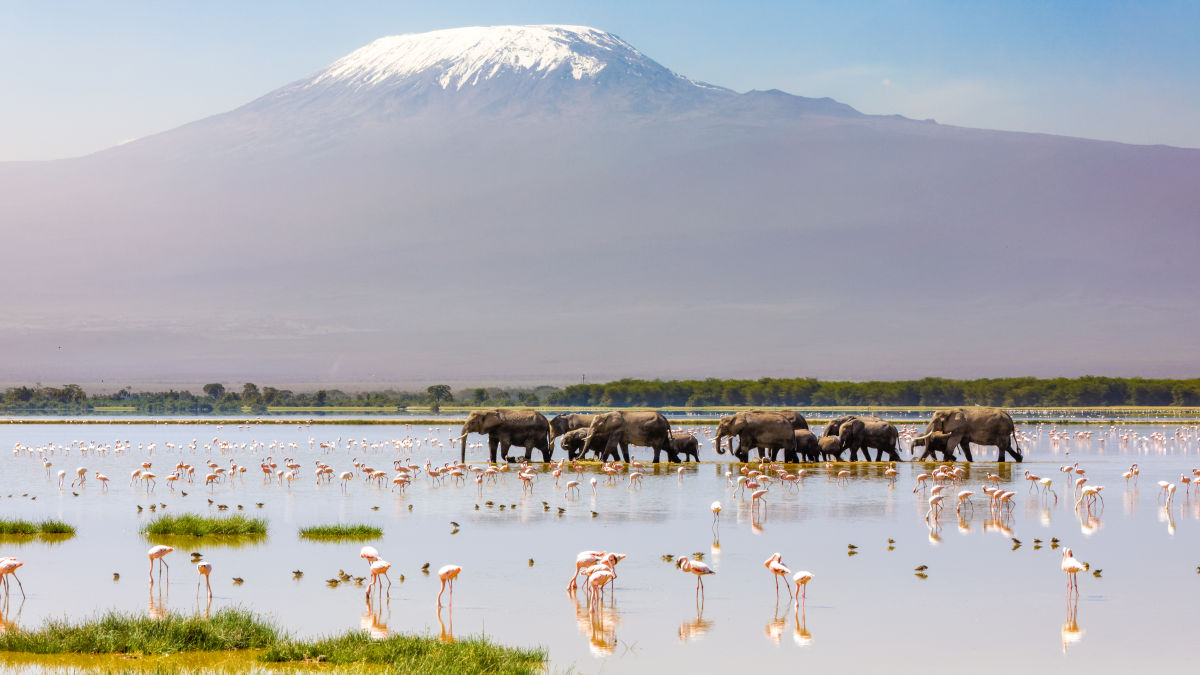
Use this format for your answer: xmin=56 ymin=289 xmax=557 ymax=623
xmin=548 ymin=414 xmax=597 ymax=444
xmin=794 ymin=429 xmax=820 ymax=462
xmin=823 ymin=416 xmax=868 ymax=461
xmin=670 ymin=433 xmax=700 ymax=462
xmin=823 ymin=415 xmax=900 ymax=461
xmin=715 ymin=412 xmax=797 ymax=462
xmin=582 ymin=411 xmax=676 ymax=463
xmin=911 ymin=407 xmax=1022 ymax=462
xmin=459 ymin=409 xmax=551 ymax=463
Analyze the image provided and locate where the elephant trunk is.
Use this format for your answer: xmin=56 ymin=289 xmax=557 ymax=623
xmin=459 ymin=427 xmax=469 ymax=462
xmin=714 ymin=434 xmax=726 ymax=455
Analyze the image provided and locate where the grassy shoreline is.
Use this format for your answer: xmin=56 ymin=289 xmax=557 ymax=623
xmin=0 ymin=609 xmax=546 ymax=674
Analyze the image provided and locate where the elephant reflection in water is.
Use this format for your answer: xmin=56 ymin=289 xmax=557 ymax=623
xmin=362 ymin=597 xmax=390 ymax=640
xmin=1061 ymin=595 xmax=1084 ymax=654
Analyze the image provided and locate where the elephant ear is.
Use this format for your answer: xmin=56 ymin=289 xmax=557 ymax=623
xmin=949 ymin=411 xmax=966 ymax=427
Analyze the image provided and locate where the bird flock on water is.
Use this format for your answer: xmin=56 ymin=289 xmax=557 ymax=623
xmin=2 ymin=422 xmax=1198 ymax=651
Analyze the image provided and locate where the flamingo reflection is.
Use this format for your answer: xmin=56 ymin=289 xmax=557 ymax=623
xmin=1061 ymin=594 xmax=1084 ymax=654
xmin=362 ymin=597 xmax=390 ymax=640
xmin=792 ymin=606 xmax=812 ymax=646
xmin=677 ymin=606 xmax=713 ymax=643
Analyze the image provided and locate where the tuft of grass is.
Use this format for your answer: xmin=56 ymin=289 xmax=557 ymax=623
xmin=0 ymin=519 xmax=76 ymax=536
xmin=298 ymin=524 xmax=382 ymax=541
xmin=141 ymin=514 xmax=266 ymax=538
xmin=0 ymin=609 xmax=280 ymax=655
xmin=260 ymin=632 xmax=546 ymax=674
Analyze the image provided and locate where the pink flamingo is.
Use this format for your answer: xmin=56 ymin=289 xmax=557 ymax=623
xmin=1061 ymin=547 xmax=1085 ymax=596
xmin=765 ymin=552 xmax=792 ymax=600
xmin=0 ymin=558 xmax=25 ymax=598
xmin=676 ymin=556 xmax=714 ymax=601
xmin=792 ymin=570 xmax=813 ymax=609
xmin=437 ymin=564 xmax=462 ymax=608
xmin=196 ymin=561 xmax=213 ymax=599
xmin=148 ymin=545 xmax=173 ymax=584
xmin=366 ymin=559 xmax=392 ymax=599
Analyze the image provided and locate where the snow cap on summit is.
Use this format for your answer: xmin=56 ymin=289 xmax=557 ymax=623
xmin=311 ymin=25 xmax=658 ymax=91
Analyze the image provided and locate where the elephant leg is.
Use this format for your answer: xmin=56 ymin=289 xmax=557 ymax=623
xmin=540 ymin=442 xmax=552 ymax=463
xmin=500 ymin=440 xmax=515 ymax=463
xmin=958 ymin=439 xmax=973 ymax=462
xmin=653 ymin=446 xmax=662 ymax=463
xmin=488 ymin=438 xmax=500 ymax=464
xmin=523 ymin=440 xmax=534 ymax=462
xmin=621 ymin=442 xmax=631 ymax=464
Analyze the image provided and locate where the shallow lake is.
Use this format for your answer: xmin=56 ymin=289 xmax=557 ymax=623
xmin=0 ymin=421 xmax=1195 ymax=673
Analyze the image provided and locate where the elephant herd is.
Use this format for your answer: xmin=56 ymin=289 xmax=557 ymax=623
xmin=458 ymin=406 xmax=1023 ymax=465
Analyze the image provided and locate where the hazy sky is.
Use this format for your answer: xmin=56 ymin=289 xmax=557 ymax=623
xmin=1 ymin=0 xmax=1197 ymax=161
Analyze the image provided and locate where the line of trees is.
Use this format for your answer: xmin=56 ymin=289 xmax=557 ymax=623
xmin=542 ymin=376 xmax=1200 ymax=407
xmin=3 ymin=376 xmax=1200 ymax=414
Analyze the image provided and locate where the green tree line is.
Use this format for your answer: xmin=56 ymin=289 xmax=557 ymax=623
xmin=3 ymin=376 xmax=1200 ymax=414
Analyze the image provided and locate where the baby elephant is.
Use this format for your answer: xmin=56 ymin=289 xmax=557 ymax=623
xmin=818 ymin=435 xmax=844 ymax=461
xmin=560 ymin=428 xmax=607 ymax=460
xmin=670 ymin=433 xmax=700 ymax=462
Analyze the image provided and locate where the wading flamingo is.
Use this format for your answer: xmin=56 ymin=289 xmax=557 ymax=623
xmin=437 ymin=564 xmax=462 ymax=609
xmin=196 ymin=561 xmax=213 ymax=599
xmin=148 ymin=545 xmax=174 ymax=584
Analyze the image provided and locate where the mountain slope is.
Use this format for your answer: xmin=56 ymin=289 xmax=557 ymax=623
xmin=1 ymin=25 xmax=1197 ymax=384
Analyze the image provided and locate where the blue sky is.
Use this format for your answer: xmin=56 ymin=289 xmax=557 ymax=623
xmin=1 ymin=0 xmax=1197 ymax=160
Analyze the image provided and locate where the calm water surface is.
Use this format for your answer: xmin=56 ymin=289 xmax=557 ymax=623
xmin=0 ymin=422 xmax=1196 ymax=673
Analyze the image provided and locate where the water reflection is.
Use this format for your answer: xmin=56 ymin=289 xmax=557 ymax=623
xmin=1061 ymin=595 xmax=1084 ymax=654
xmin=792 ymin=607 xmax=812 ymax=647
xmin=361 ymin=598 xmax=390 ymax=640
xmin=147 ymin=585 xmax=167 ymax=620
xmin=0 ymin=597 xmax=22 ymax=634
xmin=677 ymin=606 xmax=712 ymax=643
xmin=570 ymin=592 xmax=618 ymax=657
xmin=435 ymin=607 xmax=452 ymax=644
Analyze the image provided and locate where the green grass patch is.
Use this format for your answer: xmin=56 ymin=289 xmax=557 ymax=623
xmin=0 ymin=609 xmax=280 ymax=655
xmin=0 ymin=609 xmax=546 ymax=674
xmin=261 ymin=631 xmax=546 ymax=674
xmin=142 ymin=514 xmax=267 ymax=538
xmin=298 ymin=524 xmax=382 ymax=541
xmin=0 ymin=519 xmax=75 ymax=536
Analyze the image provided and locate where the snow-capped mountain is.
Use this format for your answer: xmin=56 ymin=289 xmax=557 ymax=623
xmin=1 ymin=26 xmax=1198 ymax=383
xmin=309 ymin=25 xmax=698 ymax=92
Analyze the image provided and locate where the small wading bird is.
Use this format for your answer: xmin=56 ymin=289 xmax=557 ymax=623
xmin=711 ymin=501 xmax=722 ymax=537
xmin=437 ymin=564 xmax=461 ymax=609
